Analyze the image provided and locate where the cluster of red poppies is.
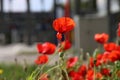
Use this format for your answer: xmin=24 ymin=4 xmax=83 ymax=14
xmin=35 ymin=42 xmax=56 ymax=65
xmin=34 ymin=17 xmax=120 ymax=80
xmin=66 ymin=25 xmax=120 ymax=80
xmin=35 ymin=40 xmax=72 ymax=65
xmin=35 ymin=17 xmax=74 ymax=65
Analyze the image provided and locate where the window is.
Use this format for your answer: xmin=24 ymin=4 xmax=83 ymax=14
xmin=111 ymin=0 xmax=120 ymax=13
xmin=30 ymin=0 xmax=54 ymax=12
xmin=3 ymin=0 xmax=10 ymax=12
xmin=75 ymin=0 xmax=97 ymax=15
xmin=3 ymin=0 xmax=54 ymax=13
xmin=3 ymin=0 xmax=27 ymax=12
xmin=30 ymin=0 xmax=42 ymax=12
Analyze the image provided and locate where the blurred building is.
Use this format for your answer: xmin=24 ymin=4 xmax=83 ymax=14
xmin=0 ymin=0 xmax=60 ymax=45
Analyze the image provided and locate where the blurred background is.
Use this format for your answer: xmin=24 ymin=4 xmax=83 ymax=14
xmin=0 ymin=0 xmax=119 ymax=65
xmin=0 ymin=0 xmax=119 ymax=79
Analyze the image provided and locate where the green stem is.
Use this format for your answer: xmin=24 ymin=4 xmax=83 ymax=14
xmin=59 ymin=55 xmax=69 ymax=80
xmin=34 ymin=64 xmax=46 ymax=79
xmin=111 ymin=65 xmax=117 ymax=79
xmin=63 ymin=69 xmax=70 ymax=80
xmin=38 ymin=65 xmax=60 ymax=80
xmin=27 ymin=65 xmax=41 ymax=80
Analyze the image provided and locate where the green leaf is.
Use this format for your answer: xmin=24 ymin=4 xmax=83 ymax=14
xmin=59 ymin=52 xmax=64 ymax=58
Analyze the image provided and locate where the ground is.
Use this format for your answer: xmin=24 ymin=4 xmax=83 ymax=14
xmin=0 ymin=43 xmax=37 ymax=65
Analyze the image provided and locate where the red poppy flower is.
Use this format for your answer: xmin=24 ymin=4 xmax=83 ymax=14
xmin=96 ymin=53 xmax=108 ymax=66
xmin=62 ymin=40 xmax=71 ymax=50
xmin=67 ymin=57 xmax=78 ymax=68
xmin=53 ymin=17 xmax=75 ymax=33
xmin=59 ymin=40 xmax=71 ymax=52
xmin=96 ymin=72 xmax=102 ymax=79
xmin=39 ymin=73 xmax=48 ymax=80
xmin=89 ymin=57 xmax=94 ymax=68
xmin=102 ymin=51 xmax=110 ymax=63
xmin=101 ymin=68 xmax=110 ymax=76
xmin=68 ymin=71 xmax=84 ymax=80
xmin=108 ymin=50 xmax=120 ymax=62
xmin=37 ymin=42 xmax=56 ymax=55
xmin=104 ymin=42 xmax=117 ymax=52
xmin=116 ymin=46 xmax=120 ymax=52
xmin=86 ymin=69 xmax=94 ymax=80
xmin=117 ymin=23 xmax=120 ymax=37
xmin=56 ymin=32 xmax=62 ymax=40
xmin=78 ymin=65 xmax=87 ymax=76
xmin=96 ymin=54 xmax=103 ymax=60
xmin=68 ymin=70 xmax=77 ymax=77
xmin=94 ymin=33 xmax=109 ymax=44
xmin=96 ymin=60 xmax=102 ymax=67
xmin=35 ymin=55 xmax=48 ymax=65
xmin=71 ymin=74 xmax=84 ymax=80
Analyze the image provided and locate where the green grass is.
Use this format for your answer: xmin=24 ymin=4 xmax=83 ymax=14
xmin=0 ymin=63 xmax=37 ymax=80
